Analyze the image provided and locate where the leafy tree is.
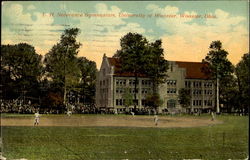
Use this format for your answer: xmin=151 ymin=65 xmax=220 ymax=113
xmin=145 ymin=40 xmax=168 ymax=93
xmin=122 ymin=87 xmax=133 ymax=112
xmin=115 ymin=33 xmax=148 ymax=111
xmin=178 ymin=88 xmax=191 ymax=109
xmin=77 ymin=57 xmax=97 ymax=104
xmin=219 ymin=73 xmax=239 ymax=113
xmin=202 ymin=40 xmax=234 ymax=113
xmin=44 ymin=28 xmax=82 ymax=104
xmin=115 ymin=33 xmax=168 ymax=111
xmin=235 ymin=53 xmax=250 ymax=114
xmin=1 ymin=43 xmax=43 ymax=101
xmin=145 ymin=93 xmax=163 ymax=113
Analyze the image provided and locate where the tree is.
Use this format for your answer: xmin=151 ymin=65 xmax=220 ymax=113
xmin=178 ymin=88 xmax=191 ymax=110
xmin=1 ymin=43 xmax=43 ymax=101
xmin=122 ymin=87 xmax=133 ymax=113
xmin=77 ymin=57 xmax=97 ymax=105
xmin=145 ymin=93 xmax=163 ymax=113
xmin=145 ymin=40 xmax=168 ymax=93
xmin=115 ymin=33 xmax=149 ymax=111
xmin=202 ymin=41 xmax=234 ymax=114
xmin=115 ymin=33 xmax=168 ymax=111
xmin=235 ymin=53 xmax=250 ymax=115
xmin=219 ymin=73 xmax=240 ymax=113
xmin=44 ymin=28 xmax=82 ymax=105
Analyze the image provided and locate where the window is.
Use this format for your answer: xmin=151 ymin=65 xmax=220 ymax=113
xmin=129 ymin=80 xmax=132 ymax=85
xmin=142 ymin=80 xmax=144 ymax=85
xmin=199 ymin=100 xmax=202 ymax=106
xmin=205 ymin=82 xmax=213 ymax=88
xmin=148 ymin=81 xmax=151 ymax=85
xmin=167 ymin=99 xmax=176 ymax=108
xmin=185 ymin=81 xmax=191 ymax=88
xmin=167 ymin=88 xmax=176 ymax=94
xmin=208 ymin=100 xmax=212 ymax=106
xmin=167 ymin=80 xmax=177 ymax=86
xmin=210 ymin=83 xmax=213 ymax=87
xmin=204 ymin=100 xmax=207 ymax=106
xmin=116 ymin=99 xmax=124 ymax=106
xmin=142 ymin=88 xmax=148 ymax=94
xmin=120 ymin=89 xmax=123 ymax=93
xmin=142 ymin=99 xmax=146 ymax=106
xmin=133 ymin=100 xmax=138 ymax=105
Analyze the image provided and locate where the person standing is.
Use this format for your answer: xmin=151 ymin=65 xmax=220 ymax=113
xmin=154 ymin=115 xmax=159 ymax=126
xmin=211 ymin=111 xmax=215 ymax=121
xmin=34 ymin=111 xmax=40 ymax=126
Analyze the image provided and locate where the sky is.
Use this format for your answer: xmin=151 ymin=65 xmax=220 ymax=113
xmin=2 ymin=1 xmax=249 ymax=69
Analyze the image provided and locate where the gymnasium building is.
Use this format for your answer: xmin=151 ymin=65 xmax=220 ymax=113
xmin=95 ymin=54 xmax=215 ymax=114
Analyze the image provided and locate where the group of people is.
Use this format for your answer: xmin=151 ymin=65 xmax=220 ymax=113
xmin=32 ymin=111 xmax=160 ymax=126
xmin=32 ymin=110 xmax=216 ymax=126
xmin=1 ymin=100 xmax=36 ymax=114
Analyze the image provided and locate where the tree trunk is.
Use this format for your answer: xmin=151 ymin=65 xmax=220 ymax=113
xmin=216 ymin=76 xmax=220 ymax=114
xmin=63 ymin=85 xmax=67 ymax=105
xmin=152 ymin=80 xmax=157 ymax=94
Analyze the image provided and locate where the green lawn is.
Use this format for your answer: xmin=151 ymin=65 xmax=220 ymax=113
xmin=1 ymin=115 xmax=248 ymax=160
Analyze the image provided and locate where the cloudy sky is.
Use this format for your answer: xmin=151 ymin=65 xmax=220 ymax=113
xmin=2 ymin=1 xmax=249 ymax=69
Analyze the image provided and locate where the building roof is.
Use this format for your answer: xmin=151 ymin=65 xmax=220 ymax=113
xmin=107 ymin=57 xmax=211 ymax=79
xmin=107 ymin=57 xmax=147 ymax=77
xmin=175 ymin=61 xmax=211 ymax=79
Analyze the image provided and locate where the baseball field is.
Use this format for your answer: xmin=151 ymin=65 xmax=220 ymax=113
xmin=0 ymin=114 xmax=248 ymax=160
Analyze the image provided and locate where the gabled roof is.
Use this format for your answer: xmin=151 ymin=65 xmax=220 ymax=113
xmin=175 ymin=61 xmax=211 ymax=79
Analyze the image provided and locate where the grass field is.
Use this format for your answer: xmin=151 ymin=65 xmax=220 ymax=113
xmin=0 ymin=114 xmax=248 ymax=160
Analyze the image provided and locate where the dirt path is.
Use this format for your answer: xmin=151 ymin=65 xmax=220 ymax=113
xmin=1 ymin=115 xmax=222 ymax=128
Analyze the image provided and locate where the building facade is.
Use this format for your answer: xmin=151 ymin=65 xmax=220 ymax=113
xmin=96 ymin=54 xmax=215 ymax=113
xmin=158 ymin=61 xmax=215 ymax=113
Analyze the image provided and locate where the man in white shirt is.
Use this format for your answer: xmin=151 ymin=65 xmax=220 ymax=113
xmin=211 ymin=111 xmax=215 ymax=121
xmin=154 ymin=115 xmax=159 ymax=126
xmin=34 ymin=112 xmax=40 ymax=126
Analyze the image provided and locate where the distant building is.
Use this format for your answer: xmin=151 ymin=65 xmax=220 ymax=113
xmin=159 ymin=61 xmax=214 ymax=114
xmin=96 ymin=54 xmax=215 ymax=114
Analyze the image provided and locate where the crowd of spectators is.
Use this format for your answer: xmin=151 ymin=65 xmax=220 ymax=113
xmin=0 ymin=99 xmax=97 ymax=114
xmin=0 ymin=100 xmax=36 ymax=114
